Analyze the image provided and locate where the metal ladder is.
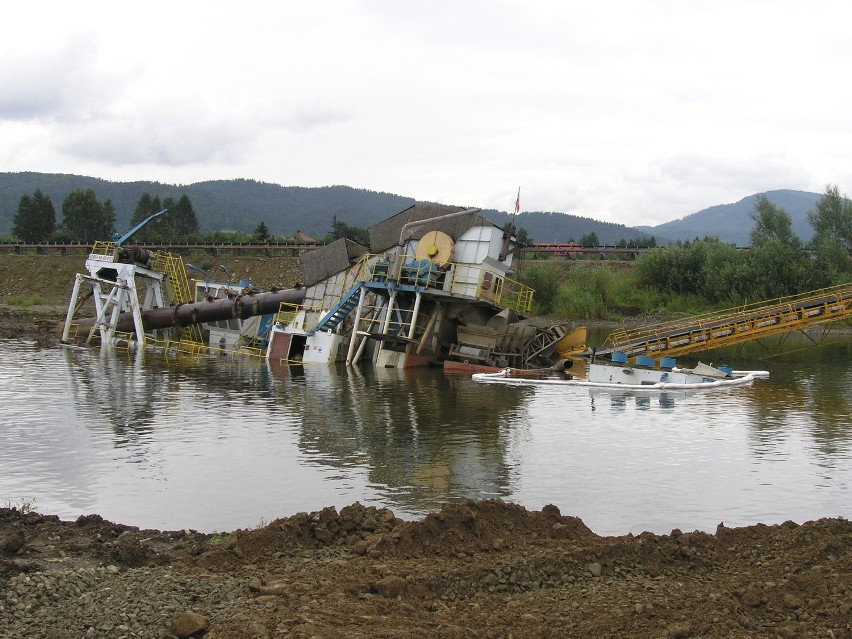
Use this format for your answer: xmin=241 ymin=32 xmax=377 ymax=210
xmin=152 ymin=252 xmax=205 ymax=344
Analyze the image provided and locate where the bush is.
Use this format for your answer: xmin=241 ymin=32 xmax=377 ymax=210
xmin=553 ymin=286 xmax=607 ymax=320
xmin=7 ymin=293 xmax=48 ymax=307
xmin=520 ymin=263 xmax=562 ymax=314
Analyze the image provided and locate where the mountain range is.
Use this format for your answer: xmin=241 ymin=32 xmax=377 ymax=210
xmin=0 ymin=172 xmax=824 ymax=246
xmin=637 ymin=189 xmax=821 ymax=245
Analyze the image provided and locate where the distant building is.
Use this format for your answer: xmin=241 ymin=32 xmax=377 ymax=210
xmin=284 ymin=230 xmax=316 ymax=243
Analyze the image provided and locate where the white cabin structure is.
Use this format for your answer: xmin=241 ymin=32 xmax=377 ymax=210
xmin=266 ymin=204 xmax=533 ymax=368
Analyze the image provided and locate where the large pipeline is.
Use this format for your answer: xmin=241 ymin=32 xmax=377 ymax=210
xmin=59 ymin=287 xmax=306 ymax=336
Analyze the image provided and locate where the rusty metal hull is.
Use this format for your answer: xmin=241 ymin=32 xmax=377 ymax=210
xmin=60 ymin=287 xmax=305 ymax=336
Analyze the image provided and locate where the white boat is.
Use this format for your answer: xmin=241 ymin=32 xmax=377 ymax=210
xmin=472 ymin=354 xmax=769 ymax=391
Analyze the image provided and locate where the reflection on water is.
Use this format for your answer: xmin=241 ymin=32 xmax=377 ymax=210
xmin=0 ymin=336 xmax=849 ymax=535
xmin=267 ymin=363 xmax=527 ymax=511
xmin=589 ymin=388 xmax=681 ymax=411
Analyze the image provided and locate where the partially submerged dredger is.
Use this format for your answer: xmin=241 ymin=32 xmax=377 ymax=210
xmin=267 ymin=204 xmax=585 ymax=369
xmin=59 ymin=204 xmax=587 ymax=369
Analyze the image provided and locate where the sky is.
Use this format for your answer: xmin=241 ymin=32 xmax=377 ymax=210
xmin=2 ymin=1 xmax=852 ymax=227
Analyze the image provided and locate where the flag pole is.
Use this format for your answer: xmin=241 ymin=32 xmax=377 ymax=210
xmin=501 ymin=187 xmax=522 ymax=265
xmin=511 ymin=186 xmax=521 ymax=233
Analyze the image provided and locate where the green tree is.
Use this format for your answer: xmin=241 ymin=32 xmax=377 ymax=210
xmin=102 ymin=199 xmax=117 ymax=239
xmin=807 ymin=185 xmax=852 ymax=284
xmin=205 ymin=229 xmax=250 ymax=243
xmin=253 ymin=221 xmax=270 ymax=242
xmin=12 ymin=190 xmax=56 ymax=242
xmin=502 ymin=222 xmax=532 ymax=246
xmin=750 ymin=195 xmax=800 ymax=248
xmin=635 ymin=238 xmax=744 ymax=303
xmin=745 ymin=241 xmax=812 ymax=298
xmin=125 ymin=193 xmax=163 ymax=243
xmin=808 ymin=184 xmax=852 ymax=251
xmin=515 ymin=226 xmax=532 ymax=246
xmin=168 ymin=194 xmax=199 ymax=239
xmin=636 ymin=235 xmax=819 ymax=305
xmin=519 ymin=262 xmax=562 ymax=314
xmin=579 ymin=232 xmax=599 ymax=247
xmin=809 ymin=235 xmax=850 ymax=287
xmin=323 ymin=216 xmax=369 ymax=245
xmin=618 ymin=236 xmax=656 ymax=249
xmin=128 ymin=193 xmax=158 ymax=242
xmin=62 ymin=189 xmax=114 ymax=243
xmin=127 ymin=193 xmax=198 ymax=242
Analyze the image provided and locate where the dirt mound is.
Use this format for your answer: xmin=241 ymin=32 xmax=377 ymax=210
xmin=362 ymin=500 xmax=595 ymax=558
xmin=195 ymin=500 xmax=594 ymax=569
xmin=2 ymin=504 xmax=851 ymax=638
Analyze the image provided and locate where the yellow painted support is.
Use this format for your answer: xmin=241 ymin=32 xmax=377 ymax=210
xmin=152 ymin=251 xmax=205 ymax=345
xmin=603 ymin=282 xmax=852 ymax=358
xmin=90 ymin=241 xmax=116 ymax=256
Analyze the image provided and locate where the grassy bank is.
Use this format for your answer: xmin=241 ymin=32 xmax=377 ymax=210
xmin=516 ymin=259 xmax=704 ymax=322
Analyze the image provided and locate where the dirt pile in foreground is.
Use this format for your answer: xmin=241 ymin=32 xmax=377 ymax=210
xmin=2 ymin=501 xmax=850 ymax=638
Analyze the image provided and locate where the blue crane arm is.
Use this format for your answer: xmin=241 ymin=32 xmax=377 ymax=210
xmin=113 ymin=208 xmax=167 ymax=245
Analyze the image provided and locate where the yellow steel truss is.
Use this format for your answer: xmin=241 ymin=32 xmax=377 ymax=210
xmin=602 ymin=282 xmax=852 ymax=358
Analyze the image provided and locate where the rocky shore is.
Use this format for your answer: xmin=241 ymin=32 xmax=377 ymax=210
xmin=2 ymin=502 xmax=850 ymax=639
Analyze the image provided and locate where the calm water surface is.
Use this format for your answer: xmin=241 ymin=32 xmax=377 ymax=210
xmin=1 ymin=336 xmax=850 ymax=535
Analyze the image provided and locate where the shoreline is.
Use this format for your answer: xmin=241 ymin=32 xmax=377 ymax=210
xmin=3 ymin=302 xmax=851 ymax=344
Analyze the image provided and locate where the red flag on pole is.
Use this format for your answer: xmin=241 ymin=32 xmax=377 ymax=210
xmin=514 ymin=187 xmax=521 ymax=214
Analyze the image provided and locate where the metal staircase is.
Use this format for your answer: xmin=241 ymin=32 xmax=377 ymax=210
xmin=314 ymin=284 xmax=363 ymax=333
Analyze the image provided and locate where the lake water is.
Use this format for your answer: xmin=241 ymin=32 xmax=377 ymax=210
xmin=1 ymin=335 xmax=850 ymax=535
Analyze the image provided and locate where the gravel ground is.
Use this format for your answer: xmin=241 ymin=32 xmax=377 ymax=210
xmin=2 ymin=503 xmax=851 ymax=639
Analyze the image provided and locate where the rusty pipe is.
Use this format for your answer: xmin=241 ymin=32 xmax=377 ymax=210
xmin=59 ymin=287 xmax=305 ymax=335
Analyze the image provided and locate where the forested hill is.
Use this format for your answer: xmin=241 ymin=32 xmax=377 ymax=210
xmin=637 ymin=189 xmax=821 ymax=246
xmin=0 ymin=172 xmax=653 ymax=244
xmin=481 ymin=210 xmax=650 ymax=245
xmin=0 ymin=173 xmax=414 ymax=239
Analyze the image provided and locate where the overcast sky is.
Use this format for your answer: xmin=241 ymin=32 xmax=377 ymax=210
xmin=2 ymin=1 xmax=851 ymax=226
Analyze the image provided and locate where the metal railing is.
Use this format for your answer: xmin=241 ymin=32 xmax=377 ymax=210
xmin=368 ymin=254 xmax=534 ymax=314
xmin=273 ymin=254 xmax=535 ymax=337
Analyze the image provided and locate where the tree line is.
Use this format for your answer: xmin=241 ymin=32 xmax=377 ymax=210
xmin=634 ymin=184 xmax=852 ymax=303
xmin=10 ymin=189 xmax=201 ymax=244
xmin=522 ymin=184 xmax=852 ymax=319
xmin=10 ymin=187 xmax=655 ymax=249
xmin=8 ymin=188 xmax=364 ymax=245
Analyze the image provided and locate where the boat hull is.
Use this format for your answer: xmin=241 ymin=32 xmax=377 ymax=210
xmin=472 ymin=363 xmax=769 ymax=391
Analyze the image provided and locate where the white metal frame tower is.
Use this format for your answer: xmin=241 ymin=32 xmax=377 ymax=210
xmin=62 ymin=250 xmax=167 ymax=348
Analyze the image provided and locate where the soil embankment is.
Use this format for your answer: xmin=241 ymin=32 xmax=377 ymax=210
xmin=1 ymin=503 xmax=850 ymax=638
xmin=0 ymin=252 xmax=303 ymax=340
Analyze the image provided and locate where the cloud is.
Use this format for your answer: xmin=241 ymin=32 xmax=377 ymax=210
xmin=54 ymin=107 xmax=250 ymax=166
xmin=2 ymin=1 xmax=852 ymax=225
xmin=0 ymin=33 xmax=124 ymax=123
